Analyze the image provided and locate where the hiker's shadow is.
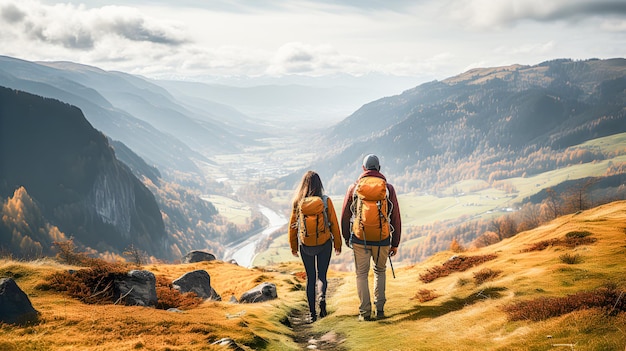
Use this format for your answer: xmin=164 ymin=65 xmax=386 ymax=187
xmin=388 ymin=286 xmax=507 ymax=323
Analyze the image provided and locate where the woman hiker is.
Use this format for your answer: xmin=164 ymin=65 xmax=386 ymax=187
xmin=289 ymin=171 xmax=342 ymax=323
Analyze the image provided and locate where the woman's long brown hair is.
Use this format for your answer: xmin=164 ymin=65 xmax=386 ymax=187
xmin=292 ymin=171 xmax=324 ymax=207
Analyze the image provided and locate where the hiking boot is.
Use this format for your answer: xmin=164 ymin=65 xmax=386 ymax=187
xmin=358 ymin=314 xmax=372 ymax=322
xmin=308 ymin=313 xmax=317 ymax=324
xmin=319 ymin=300 xmax=327 ymax=318
xmin=376 ymin=310 xmax=386 ymax=320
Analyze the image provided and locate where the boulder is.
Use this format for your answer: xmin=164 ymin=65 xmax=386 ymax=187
xmin=172 ymin=270 xmax=221 ymax=300
xmin=0 ymin=278 xmax=39 ymax=324
xmin=239 ymin=282 xmax=277 ymax=303
xmin=211 ymin=338 xmax=246 ymax=351
xmin=182 ymin=250 xmax=216 ymax=263
xmin=113 ymin=270 xmax=157 ymax=307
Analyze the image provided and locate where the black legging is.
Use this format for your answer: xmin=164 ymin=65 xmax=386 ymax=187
xmin=300 ymin=242 xmax=332 ymax=316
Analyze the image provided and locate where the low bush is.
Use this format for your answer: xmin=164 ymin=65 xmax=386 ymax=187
xmin=503 ymin=285 xmax=626 ymax=321
xmin=419 ymin=254 xmax=498 ymax=283
xmin=37 ymin=259 xmax=130 ymax=304
xmin=37 ymin=252 xmax=203 ymax=310
xmin=523 ymin=232 xmax=596 ymax=253
xmin=522 ymin=239 xmax=560 ymax=252
xmin=155 ymin=275 xmax=203 ymax=310
xmin=565 ymin=230 xmax=592 ymax=239
xmin=559 ymin=253 xmax=583 ymax=264
xmin=564 ymin=234 xmax=597 ymax=248
xmin=473 ymin=268 xmax=502 ymax=285
xmin=411 ymin=289 xmax=440 ymax=303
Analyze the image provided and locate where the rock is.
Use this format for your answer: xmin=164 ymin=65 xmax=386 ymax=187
xmin=211 ymin=338 xmax=246 ymax=350
xmin=172 ymin=270 xmax=221 ymax=300
xmin=209 ymin=287 xmax=222 ymax=301
xmin=182 ymin=250 xmax=216 ymax=263
xmin=113 ymin=270 xmax=157 ymax=307
xmin=229 ymin=295 xmax=239 ymax=303
xmin=0 ymin=278 xmax=39 ymax=324
xmin=239 ymin=282 xmax=277 ymax=303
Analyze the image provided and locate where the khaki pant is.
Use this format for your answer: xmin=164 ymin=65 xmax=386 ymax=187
xmin=352 ymin=243 xmax=389 ymax=317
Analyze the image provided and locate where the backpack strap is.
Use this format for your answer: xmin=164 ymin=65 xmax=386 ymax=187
xmin=321 ymin=195 xmax=330 ymax=231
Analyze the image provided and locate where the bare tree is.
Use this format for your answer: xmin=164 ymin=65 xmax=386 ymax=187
xmin=517 ymin=202 xmax=542 ymax=232
xmin=543 ymin=187 xmax=561 ymax=220
xmin=563 ymin=178 xmax=597 ymax=213
xmin=490 ymin=216 xmax=517 ymax=241
xmin=123 ymin=244 xmax=146 ymax=267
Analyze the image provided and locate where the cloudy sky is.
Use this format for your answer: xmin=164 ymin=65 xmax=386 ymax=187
xmin=1 ymin=0 xmax=625 ymax=84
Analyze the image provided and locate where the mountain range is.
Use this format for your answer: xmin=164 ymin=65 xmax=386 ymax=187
xmin=0 ymin=56 xmax=268 ymax=176
xmin=299 ymin=58 xmax=626 ymax=194
xmin=1 ymin=55 xmax=625 ymax=263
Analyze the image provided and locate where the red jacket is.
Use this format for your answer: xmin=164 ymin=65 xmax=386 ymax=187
xmin=340 ymin=170 xmax=401 ymax=247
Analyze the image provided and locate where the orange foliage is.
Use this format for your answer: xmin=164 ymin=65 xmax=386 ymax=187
xmin=410 ymin=288 xmax=440 ymax=303
xmin=419 ymin=254 xmax=498 ymax=283
xmin=503 ymin=285 xmax=626 ymax=321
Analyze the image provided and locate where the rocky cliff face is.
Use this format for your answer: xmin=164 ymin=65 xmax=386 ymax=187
xmin=90 ymin=171 xmax=135 ymax=238
xmin=0 ymin=86 xmax=169 ymax=259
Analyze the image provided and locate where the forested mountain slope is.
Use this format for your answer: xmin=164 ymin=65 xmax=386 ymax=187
xmin=0 ymin=87 xmax=168 ymax=259
xmin=310 ymin=58 xmax=626 ymax=194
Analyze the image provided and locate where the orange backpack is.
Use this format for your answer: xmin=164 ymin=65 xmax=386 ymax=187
xmin=351 ymin=177 xmax=391 ymax=242
xmin=297 ymin=195 xmax=331 ymax=246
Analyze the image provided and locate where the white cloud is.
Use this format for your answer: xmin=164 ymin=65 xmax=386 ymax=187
xmin=447 ymin=0 xmax=626 ymax=29
xmin=0 ymin=0 xmax=624 ymax=81
xmin=0 ymin=0 xmax=189 ymax=50
xmin=266 ymin=42 xmax=369 ymax=76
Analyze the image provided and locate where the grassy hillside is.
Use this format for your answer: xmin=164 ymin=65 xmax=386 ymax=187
xmin=2 ymin=200 xmax=626 ymax=350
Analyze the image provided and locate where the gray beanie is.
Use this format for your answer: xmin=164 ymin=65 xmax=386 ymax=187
xmin=363 ymin=154 xmax=380 ymax=171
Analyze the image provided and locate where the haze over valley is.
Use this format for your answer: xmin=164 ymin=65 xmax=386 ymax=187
xmin=1 ymin=55 xmax=625 ymax=270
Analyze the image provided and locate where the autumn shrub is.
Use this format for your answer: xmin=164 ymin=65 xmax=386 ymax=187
xmin=52 ymin=239 xmax=94 ymax=266
xmin=473 ymin=268 xmax=502 ymax=285
xmin=37 ymin=259 xmax=130 ymax=304
xmin=450 ymin=238 xmax=466 ymax=253
xmin=419 ymin=254 xmax=498 ymax=283
xmin=521 ymin=238 xmax=560 ymax=252
xmin=523 ymin=232 xmax=596 ymax=253
xmin=566 ymin=230 xmax=592 ymax=239
xmin=155 ymin=275 xmax=203 ymax=310
xmin=559 ymin=253 xmax=583 ymax=264
xmin=502 ymin=285 xmax=626 ymax=321
xmin=564 ymin=231 xmax=597 ymax=247
xmin=411 ymin=288 xmax=440 ymax=303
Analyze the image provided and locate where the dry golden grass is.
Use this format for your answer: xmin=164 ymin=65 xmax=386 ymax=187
xmin=326 ymin=200 xmax=626 ymax=350
xmin=2 ymin=200 xmax=626 ymax=350
xmin=0 ymin=259 xmax=306 ymax=350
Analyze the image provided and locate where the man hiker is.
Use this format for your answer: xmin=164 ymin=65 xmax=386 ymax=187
xmin=341 ymin=154 xmax=401 ymax=321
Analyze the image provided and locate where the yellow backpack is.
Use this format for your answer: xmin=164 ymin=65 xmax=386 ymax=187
xmin=351 ymin=177 xmax=391 ymax=242
xmin=297 ymin=195 xmax=331 ymax=246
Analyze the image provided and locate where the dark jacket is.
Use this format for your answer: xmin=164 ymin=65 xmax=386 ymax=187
xmin=340 ymin=170 xmax=401 ymax=247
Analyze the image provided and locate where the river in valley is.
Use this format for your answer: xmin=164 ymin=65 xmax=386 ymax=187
xmin=222 ymin=205 xmax=287 ymax=267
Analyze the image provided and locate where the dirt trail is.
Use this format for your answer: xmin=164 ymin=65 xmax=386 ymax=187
xmin=287 ymin=277 xmax=348 ymax=350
